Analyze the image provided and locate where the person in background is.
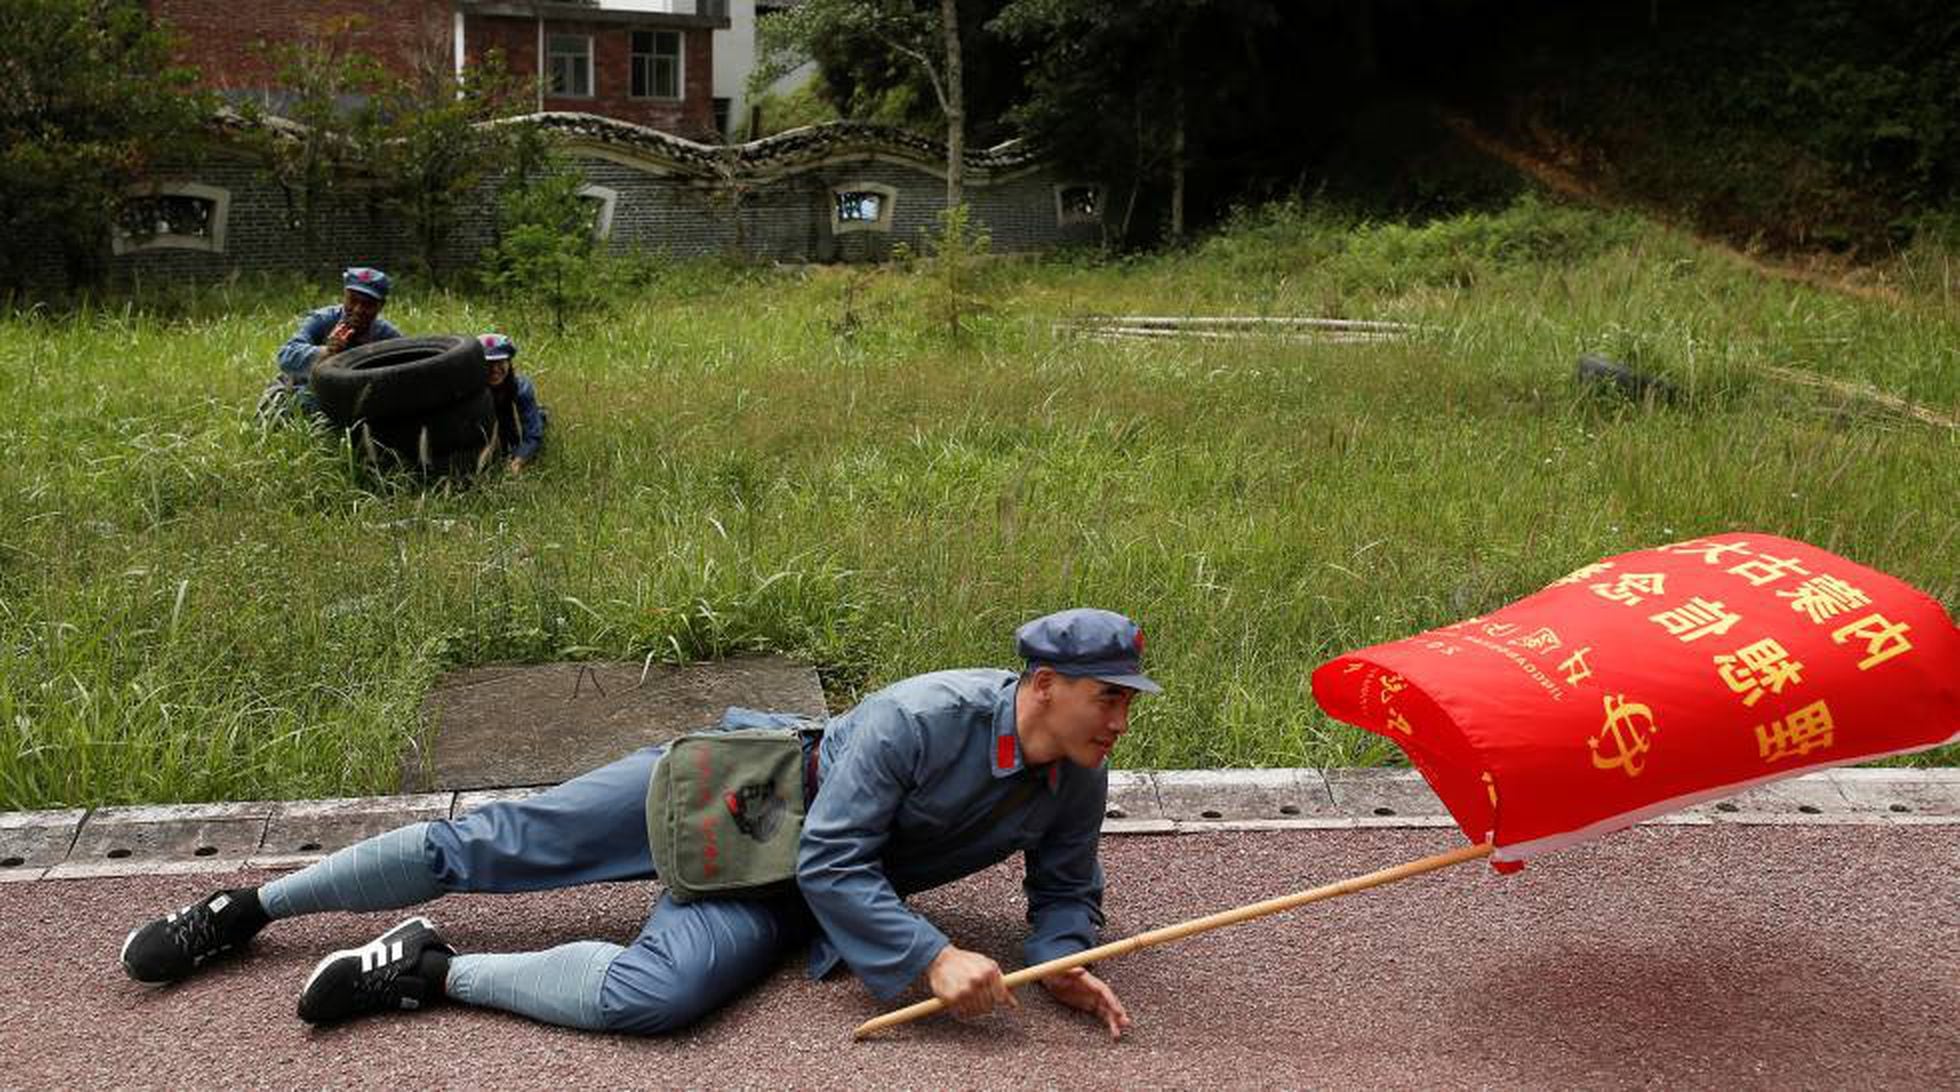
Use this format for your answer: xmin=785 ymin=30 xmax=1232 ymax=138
xmin=260 ymin=266 xmax=403 ymax=418
xmin=478 ymin=334 xmax=546 ymax=473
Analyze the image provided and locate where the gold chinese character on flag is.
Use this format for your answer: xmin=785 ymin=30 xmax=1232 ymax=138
xmin=1509 ymin=626 xmax=1563 ymax=653
xmin=1831 ymin=613 xmax=1914 ymax=670
xmin=1648 ymin=596 xmax=1742 ymax=642
xmin=1755 ymin=700 xmax=1835 ymax=763
xmin=1778 ymin=574 xmax=1873 ymax=624
xmin=1663 ymin=539 xmax=1753 ymax=564
xmin=1591 ymin=572 xmax=1667 ymax=606
xmin=1713 ymin=638 xmax=1804 ymax=707
xmin=1559 ymin=646 xmax=1595 ymax=687
xmin=1385 ymin=709 xmax=1413 ymax=735
xmin=1726 ymin=553 xmax=1812 ymax=587
xmin=1379 ymin=673 xmax=1408 ymax=703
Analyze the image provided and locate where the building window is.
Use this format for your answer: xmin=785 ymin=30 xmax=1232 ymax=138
xmin=830 ymin=182 xmax=897 ymax=234
xmin=112 ymin=182 xmax=230 ymax=255
xmin=1055 ymin=183 xmax=1102 ymax=225
xmin=630 ymin=30 xmax=681 ymax=99
xmin=711 ymin=96 xmax=731 ymax=138
xmin=577 ymin=184 xmax=618 ymax=241
xmin=548 ymin=34 xmax=593 ymax=97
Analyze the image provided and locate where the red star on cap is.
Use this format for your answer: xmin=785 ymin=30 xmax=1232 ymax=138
xmin=1134 ymin=627 xmax=1145 ymax=653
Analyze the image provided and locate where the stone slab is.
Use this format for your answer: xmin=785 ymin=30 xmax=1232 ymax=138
xmin=1709 ymin=773 xmax=1853 ymax=824
xmin=52 ymin=802 xmax=273 ymax=878
xmin=1153 ymin=768 xmax=1335 ymax=821
xmin=1829 ymin=768 xmax=1960 ymax=817
xmin=410 ymin=655 xmax=827 ymax=792
xmin=1100 ymin=818 xmax=1177 ymax=836
xmin=258 ymin=793 xmax=455 ymax=861
xmin=0 ymin=809 xmax=85 ymax=881
xmin=1103 ymin=771 xmax=1162 ymax=821
xmin=1324 ymin=768 xmax=1449 ymax=818
xmin=453 ymin=787 xmax=551 ymax=816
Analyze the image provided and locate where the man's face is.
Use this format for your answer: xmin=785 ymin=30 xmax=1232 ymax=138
xmin=487 ymin=359 xmax=510 ymax=386
xmin=341 ymin=289 xmax=381 ymax=330
xmin=1039 ymin=672 xmax=1137 ymax=768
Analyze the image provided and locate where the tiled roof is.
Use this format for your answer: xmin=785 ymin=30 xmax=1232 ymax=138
xmin=211 ymin=107 xmax=1038 ymax=180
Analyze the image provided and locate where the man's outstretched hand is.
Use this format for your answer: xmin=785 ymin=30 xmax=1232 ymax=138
xmin=1041 ymin=966 xmax=1132 ymax=1040
xmin=924 ymin=945 xmax=1017 ymax=1020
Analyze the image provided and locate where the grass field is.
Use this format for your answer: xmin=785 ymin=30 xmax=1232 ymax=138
xmin=1 ymin=196 xmax=1954 ymax=808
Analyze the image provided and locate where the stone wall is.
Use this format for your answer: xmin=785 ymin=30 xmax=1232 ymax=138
xmin=94 ymin=115 xmax=1103 ymax=288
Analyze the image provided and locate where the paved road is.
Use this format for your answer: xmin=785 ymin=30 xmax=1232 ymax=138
xmin=3 ymin=825 xmax=1954 ymax=1089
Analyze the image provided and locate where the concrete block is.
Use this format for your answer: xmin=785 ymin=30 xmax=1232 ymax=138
xmin=1103 ymin=771 xmax=1161 ymax=821
xmin=0 ymin=809 xmax=85 ymax=881
xmin=453 ymin=787 xmax=551 ymax=817
xmin=1100 ymin=818 xmax=1177 ymax=836
xmin=413 ymin=655 xmax=826 ymax=792
xmin=258 ymin=793 xmax=454 ymax=860
xmin=1709 ymin=773 xmax=1854 ymax=824
xmin=55 ymin=801 xmax=272 ymax=878
xmin=1153 ymin=769 xmax=1332 ymax=822
xmin=1324 ymin=769 xmax=1448 ymax=818
xmin=1828 ymin=768 xmax=1960 ymax=817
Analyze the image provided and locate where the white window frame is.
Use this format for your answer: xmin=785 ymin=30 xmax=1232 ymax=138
xmin=577 ymin=184 xmax=618 ymax=241
xmin=112 ymin=181 xmax=230 ymax=255
xmin=629 ymin=29 xmax=683 ymax=100
xmin=830 ymin=182 xmax=897 ymax=235
xmin=547 ymin=34 xmax=594 ymax=98
xmin=1054 ymin=183 xmax=1103 ymax=226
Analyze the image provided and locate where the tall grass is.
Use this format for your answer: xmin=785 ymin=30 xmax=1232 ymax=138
xmin=1 ymin=195 xmax=1953 ymax=807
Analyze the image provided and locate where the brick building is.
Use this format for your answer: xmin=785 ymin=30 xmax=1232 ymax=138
xmin=146 ymin=0 xmax=732 ymax=140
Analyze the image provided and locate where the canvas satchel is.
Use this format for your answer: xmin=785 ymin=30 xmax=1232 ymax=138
xmin=645 ymin=720 xmax=815 ymax=903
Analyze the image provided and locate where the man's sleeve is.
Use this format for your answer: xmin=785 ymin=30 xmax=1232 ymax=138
xmin=275 ymin=310 xmax=331 ymax=378
xmin=796 ymin=699 xmax=951 ymax=1001
xmin=1021 ymin=781 xmax=1107 ymax=968
xmin=513 ymin=377 xmax=546 ymax=460
xmin=371 ymin=317 xmax=404 ymax=342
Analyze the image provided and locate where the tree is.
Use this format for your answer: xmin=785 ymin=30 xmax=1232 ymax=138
xmin=234 ymin=16 xmax=386 ymax=272
xmin=365 ymin=42 xmax=528 ymax=283
xmin=0 ymin=0 xmax=212 ymax=294
xmin=992 ymin=0 xmax=1285 ymax=247
xmin=757 ymin=0 xmax=985 ymax=206
xmin=484 ymin=125 xmax=603 ymax=334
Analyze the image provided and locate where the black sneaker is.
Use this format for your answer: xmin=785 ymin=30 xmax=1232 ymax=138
xmin=297 ymin=916 xmax=454 ymax=1026
xmin=120 ymin=888 xmax=269 ymax=985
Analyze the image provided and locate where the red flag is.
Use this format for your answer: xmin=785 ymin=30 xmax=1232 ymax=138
xmin=1311 ymin=533 xmax=1959 ymax=868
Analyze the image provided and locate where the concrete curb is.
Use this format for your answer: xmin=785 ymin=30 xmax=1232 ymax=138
xmin=2 ymin=768 xmax=1955 ymax=883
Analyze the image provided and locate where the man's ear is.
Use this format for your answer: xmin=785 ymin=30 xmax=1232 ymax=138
xmin=1027 ymin=666 xmax=1056 ymax=700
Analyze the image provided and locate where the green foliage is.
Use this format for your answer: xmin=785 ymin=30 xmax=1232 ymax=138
xmin=0 ymin=0 xmax=213 ymax=295
xmin=907 ymin=202 xmax=994 ymax=339
xmin=365 ymin=50 xmax=530 ymax=283
xmin=483 ymin=126 xmax=603 ymax=333
xmin=1197 ymin=194 xmax=1645 ymax=293
xmin=756 ymin=0 xmax=947 ymax=128
xmin=1487 ymin=0 xmax=1960 ymax=254
xmin=743 ymin=81 xmax=842 ymax=138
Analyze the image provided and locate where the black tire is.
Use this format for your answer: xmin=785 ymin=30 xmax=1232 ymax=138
xmin=348 ymin=389 xmax=501 ymax=466
xmin=312 ymin=335 xmax=487 ymax=425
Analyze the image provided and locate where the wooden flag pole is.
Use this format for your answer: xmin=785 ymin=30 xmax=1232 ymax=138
xmin=852 ymin=839 xmax=1493 ymax=1040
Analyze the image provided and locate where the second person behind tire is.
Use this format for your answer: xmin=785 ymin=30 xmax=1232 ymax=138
xmin=479 ymin=334 xmax=547 ymax=474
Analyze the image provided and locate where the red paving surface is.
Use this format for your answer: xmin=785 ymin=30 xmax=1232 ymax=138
xmin=2 ymin=825 xmax=1955 ymax=1089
